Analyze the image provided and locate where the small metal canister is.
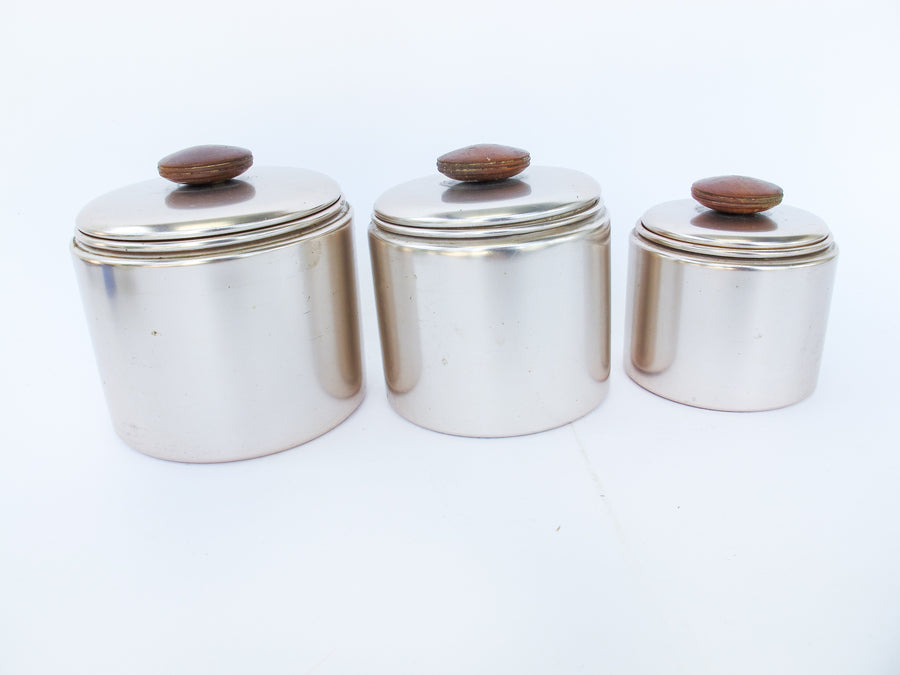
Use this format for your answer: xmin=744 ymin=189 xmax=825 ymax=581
xmin=625 ymin=176 xmax=838 ymax=411
xmin=369 ymin=144 xmax=610 ymax=437
xmin=72 ymin=145 xmax=364 ymax=462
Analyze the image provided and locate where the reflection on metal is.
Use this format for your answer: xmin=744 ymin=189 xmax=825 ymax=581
xmin=627 ymin=244 xmax=682 ymax=374
xmin=307 ymin=224 xmax=364 ymax=399
xmin=165 ymin=179 xmax=257 ymax=210
xmin=76 ymin=167 xmax=342 ymax=242
xmin=369 ymin=235 xmax=423 ymax=395
xmin=370 ymin=164 xmax=611 ymax=436
xmin=584 ymin=232 xmax=611 ymax=382
xmin=690 ymin=209 xmax=778 ymax=233
xmin=72 ymin=202 xmax=364 ymax=462
xmin=639 ymin=199 xmax=832 ymax=257
xmin=373 ymin=167 xmax=601 ymax=231
xmin=369 ymin=212 xmax=610 ymax=437
xmin=440 ymin=178 xmax=532 ymax=204
xmin=624 ymin=206 xmax=838 ymax=411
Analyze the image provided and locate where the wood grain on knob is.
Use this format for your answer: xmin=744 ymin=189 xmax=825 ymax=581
xmin=691 ymin=175 xmax=783 ymax=214
xmin=158 ymin=145 xmax=253 ymax=185
xmin=437 ymin=144 xmax=530 ymax=182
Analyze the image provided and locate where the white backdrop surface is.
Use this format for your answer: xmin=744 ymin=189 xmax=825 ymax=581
xmin=2 ymin=1 xmax=899 ymax=673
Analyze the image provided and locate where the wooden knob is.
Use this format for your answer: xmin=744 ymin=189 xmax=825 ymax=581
xmin=437 ymin=144 xmax=530 ymax=182
xmin=158 ymin=145 xmax=253 ymax=185
xmin=691 ymin=175 xmax=784 ymax=214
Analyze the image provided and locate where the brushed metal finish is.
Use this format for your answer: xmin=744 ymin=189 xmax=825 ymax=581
xmin=72 ymin=215 xmax=364 ymax=462
xmin=369 ymin=217 xmax=610 ymax=437
xmin=624 ymin=229 xmax=838 ymax=411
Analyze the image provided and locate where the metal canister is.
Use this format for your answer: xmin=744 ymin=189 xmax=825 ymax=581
xmin=624 ymin=176 xmax=838 ymax=411
xmin=369 ymin=144 xmax=610 ymax=437
xmin=72 ymin=145 xmax=364 ymax=462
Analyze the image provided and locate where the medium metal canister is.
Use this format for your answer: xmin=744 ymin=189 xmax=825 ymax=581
xmin=369 ymin=144 xmax=610 ymax=437
xmin=624 ymin=176 xmax=838 ymax=411
xmin=72 ymin=146 xmax=364 ymax=462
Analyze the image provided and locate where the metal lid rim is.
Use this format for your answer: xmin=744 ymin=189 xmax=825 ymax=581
xmin=74 ymin=200 xmax=350 ymax=260
xmin=635 ymin=222 xmax=835 ymax=259
xmin=372 ymin=200 xmax=608 ymax=239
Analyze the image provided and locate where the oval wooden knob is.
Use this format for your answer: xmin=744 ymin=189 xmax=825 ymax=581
xmin=691 ymin=175 xmax=784 ymax=214
xmin=437 ymin=144 xmax=530 ymax=182
xmin=158 ymin=145 xmax=253 ymax=185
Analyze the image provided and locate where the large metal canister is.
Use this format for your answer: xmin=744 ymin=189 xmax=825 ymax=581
xmin=625 ymin=177 xmax=838 ymax=411
xmin=71 ymin=146 xmax=364 ymax=462
xmin=369 ymin=145 xmax=610 ymax=437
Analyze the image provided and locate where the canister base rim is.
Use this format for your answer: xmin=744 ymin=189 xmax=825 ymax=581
xmin=384 ymin=382 xmax=608 ymax=438
xmin=113 ymin=387 xmax=366 ymax=464
xmin=624 ymin=367 xmax=813 ymax=412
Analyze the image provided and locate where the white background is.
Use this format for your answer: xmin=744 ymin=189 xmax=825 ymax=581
xmin=3 ymin=0 xmax=900 ymax=673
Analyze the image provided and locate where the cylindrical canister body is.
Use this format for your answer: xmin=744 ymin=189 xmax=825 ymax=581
xmin=624 ymin=199 xmax=838 ymax=411
xmin=370 ymin=166 xmax=610 ymax=437
xmin=72 ymin=165 xmax=364 ymax=462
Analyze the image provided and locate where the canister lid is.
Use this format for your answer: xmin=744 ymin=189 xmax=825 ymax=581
xmin=639 ymin=176 xmax=833 ymax=259
xmin=372 ymin=145 xmax=605 ymax=238
xmin=75 ymin=146 xmax=345 ymax=257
